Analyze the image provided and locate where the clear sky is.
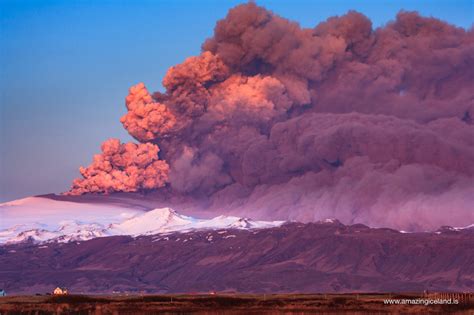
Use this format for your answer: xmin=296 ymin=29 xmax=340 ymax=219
xmin=1 ymin=0 xmax=472 ymax=202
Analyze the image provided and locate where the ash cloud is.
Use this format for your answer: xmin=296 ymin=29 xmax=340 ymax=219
xmin=70 ymin=3 xmax=474 ymax=231
xmin=69 ymin=139 xmax=169 ymax=195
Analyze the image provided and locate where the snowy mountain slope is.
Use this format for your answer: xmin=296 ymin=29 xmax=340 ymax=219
xmin=110 ymin=208 xmax=285 ymax=236
xmin=110 ymin=208 xmax=193 ymax=235
xmin=0 ymin=223 xmax=46 ymax=243
xmin=0 ymin=198 xmax=285 ymax=244
xmin=0 ymin=197 xmax=143 ymax=230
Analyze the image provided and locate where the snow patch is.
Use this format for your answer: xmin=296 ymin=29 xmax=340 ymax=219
xmin=320 ymin=218 xmax=338 ymax=224
xmin=453 ymin=223 xmax=474 ymax=231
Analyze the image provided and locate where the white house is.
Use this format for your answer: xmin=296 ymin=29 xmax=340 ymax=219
xmin=53 ymin=287 xmax=68 ymax=295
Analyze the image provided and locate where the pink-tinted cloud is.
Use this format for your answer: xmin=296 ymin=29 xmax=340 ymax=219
xmin=120 ymin=83 xmax=176 ymax=141
xmin=68 ymin=139 xmax=169 ymax=195
xmin=69 ymin=3 xmax=474 ymax=230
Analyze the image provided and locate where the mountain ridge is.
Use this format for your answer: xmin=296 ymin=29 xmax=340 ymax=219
xmin=1 ymin=221 xmax=472 ymax=294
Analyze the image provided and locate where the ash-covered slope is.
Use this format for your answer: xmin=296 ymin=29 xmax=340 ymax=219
xmin=1 ymin=222 xmax=472 ymax=294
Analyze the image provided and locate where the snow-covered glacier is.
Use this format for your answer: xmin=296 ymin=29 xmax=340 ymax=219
xmin=0 ymin=197 xmax=284 ymax=244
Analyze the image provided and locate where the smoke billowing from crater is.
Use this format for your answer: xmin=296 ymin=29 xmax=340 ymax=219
xmin=70 ymin=3 xmax=474 ymax=231
xmin=69 ymin=139 xmax=169 ymax=195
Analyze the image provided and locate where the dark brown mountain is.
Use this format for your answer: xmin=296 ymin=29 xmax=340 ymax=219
xmin=0 ymin=221 xmax=473 ymax=294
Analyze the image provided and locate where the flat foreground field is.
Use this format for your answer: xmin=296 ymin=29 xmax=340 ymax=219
xmin=1 ymin=293 xmax=473 ymax=314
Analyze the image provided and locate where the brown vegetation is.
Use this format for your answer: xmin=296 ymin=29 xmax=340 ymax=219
xmin=1 ymin=293 xmax=473 ymax=314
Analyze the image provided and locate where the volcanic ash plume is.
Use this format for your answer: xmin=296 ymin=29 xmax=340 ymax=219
xmin=70 ymin=3 xmax=474 ymax=231
xmin=69 ymin=139 xmax=169 ymax=195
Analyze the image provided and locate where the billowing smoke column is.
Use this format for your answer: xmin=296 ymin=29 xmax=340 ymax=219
xmin=69 ymin=139 xmax=169 ymax=195
xmin=70 ymin=3 xmax=474 ymax=231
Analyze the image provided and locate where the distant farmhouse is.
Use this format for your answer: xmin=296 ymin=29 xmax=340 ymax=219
xmin=0 ymin=289 xmax=6 ymax=296
xmin=53 ymin=287 xmax=68 ymax=295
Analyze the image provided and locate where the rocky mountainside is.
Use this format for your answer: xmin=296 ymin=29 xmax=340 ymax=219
xmin=1 ymin=221 xmax=472 ymax=294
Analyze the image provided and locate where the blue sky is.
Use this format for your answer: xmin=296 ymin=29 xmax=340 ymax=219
xmin=1 ymin=0 xmax=472 ymax=202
